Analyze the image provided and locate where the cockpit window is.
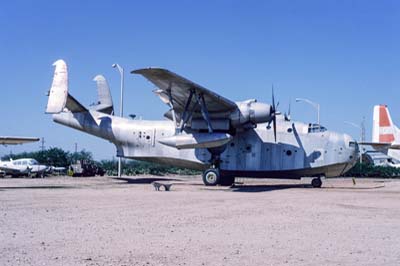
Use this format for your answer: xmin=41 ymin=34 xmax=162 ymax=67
xmin=308 ymin=123 xmax=327 ymax=133
xmin=349 ymin=141 xmax=356 ymax=148
xmin=28 ymin=159 xmax=38 ymax=165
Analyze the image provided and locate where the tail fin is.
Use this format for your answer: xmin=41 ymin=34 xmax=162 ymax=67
xmin=91 ymin=75 xmax=114 ymax=115
xmin=372 ymin=105 xmax=399 ymax=143
xmin=46 ymin=59 xmax=87 ymax=114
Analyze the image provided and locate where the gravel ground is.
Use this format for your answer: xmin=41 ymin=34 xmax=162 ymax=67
xmin=0 ymin=175 xmax=399 ymax=266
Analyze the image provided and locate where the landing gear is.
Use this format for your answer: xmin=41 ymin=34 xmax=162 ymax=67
xmin=202 ymin=169 xmax=220 ymax=186
xmin=202 ymin=169 xmax=235 ymax=186
xmin=203 ymin=145 xmax=232 ymax=186
xmin=311 ymin=177 xmax=322 ymax=188
xmin=36 ymin=172 xmax=45 ymax=178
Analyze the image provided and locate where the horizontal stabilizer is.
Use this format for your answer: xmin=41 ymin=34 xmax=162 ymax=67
xmin=359 ymin=142 xmax=400 ymax=150
xmin=46 ymin=59 xmax=87 ymax=114
xmin=66 ymin=94 xmax=88 ymax=113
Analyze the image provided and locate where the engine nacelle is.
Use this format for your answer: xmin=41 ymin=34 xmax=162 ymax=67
xmin=230 ymin=99 xmax=272 ymax=127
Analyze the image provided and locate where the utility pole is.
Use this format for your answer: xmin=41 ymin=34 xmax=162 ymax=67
xmin=40 ymin=137 xmax=45 ymax=151
xmin=74 ymin=142 xmax=78 ymax=153
xmin=361 ymin=116 xmax=366 ymax=142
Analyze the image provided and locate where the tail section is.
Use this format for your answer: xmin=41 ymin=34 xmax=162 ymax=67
xmin=46 ymin=59 xmax=87 ymax=114
xmin=91 ymin=75 xmax=114 ymax=115
xmin=372 ymin=105 xmax=399 ymax=143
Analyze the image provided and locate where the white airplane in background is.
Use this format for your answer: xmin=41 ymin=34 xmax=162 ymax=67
xmin=0 ymin=136 xmax=41 ymax=177
xmin=0 ymin=136 xmax=39 ymax=145
xmin=0 ymin=158 xmax=48 ymax=178
xmin=361 ymin=105 xmax=400 ymax=167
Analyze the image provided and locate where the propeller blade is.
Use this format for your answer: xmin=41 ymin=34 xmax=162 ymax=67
xmin=272 ymin=85 xmax=275 ymax=110
xmin=272 ymin=86 xmax=277 ymax=142
xmin=266 ymin=85 xmax=278 ymax=142
xmin=273 ymin=113 xmax=277 ymax=142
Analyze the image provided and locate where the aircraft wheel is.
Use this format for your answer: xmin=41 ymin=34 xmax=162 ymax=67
xmin=219 ymin=176 xmax=235 ymax=186
xmin=202 ymin=169 xmax=220 ymax=186
xmin=311 ymin=177 xmax=322 ymax=188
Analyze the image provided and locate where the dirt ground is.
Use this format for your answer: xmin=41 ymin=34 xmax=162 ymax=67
xmin=0 ymin=175 xmax=399 ymax=266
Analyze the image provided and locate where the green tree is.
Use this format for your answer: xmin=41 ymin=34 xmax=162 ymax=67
xmin=67 ymin=150 xmax=93 ymax=164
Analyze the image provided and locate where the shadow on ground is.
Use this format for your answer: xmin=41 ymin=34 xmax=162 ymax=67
xmin=230 ymin=183 xmax=311 ymax=192
xmin=0 ymin=186 xmax=71 ymax=190
xmin=113 ymin=177 xmax=183 ymax=184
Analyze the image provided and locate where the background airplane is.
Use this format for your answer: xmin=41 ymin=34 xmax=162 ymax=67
xmin=0 ymin=158 xmax=48 ymax=178
xmin=0 ymin=136 xmax=40 ymax=177
xmin=0 ymin=136 xmax=39 ymax=145
xmin=361 ymin=105 xmax=400 ymax=166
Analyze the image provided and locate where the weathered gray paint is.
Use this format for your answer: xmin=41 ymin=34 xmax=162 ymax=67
xmin=48 ymin=60 xmax=358 ymax=180
xmin=53 ymin=111 xmax=358 ymax=178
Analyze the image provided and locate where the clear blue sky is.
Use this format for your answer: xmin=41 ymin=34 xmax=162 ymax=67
xmin=1 ymin=0 xmax=399 ymax=160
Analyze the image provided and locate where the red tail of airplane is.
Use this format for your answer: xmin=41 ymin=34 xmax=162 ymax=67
xmin=372 ymin=105 xmax=399 ymax=143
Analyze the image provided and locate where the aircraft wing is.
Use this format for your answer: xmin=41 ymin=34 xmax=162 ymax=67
xmin=359 ymin=142 xmax=400 ymax=150
xmin=0 ymin=165 xmax=24 ymax=174
xmin=131 ymin=68 xmax=237 ymax=121
xmin=0 ymin=136 xmax=40 ymax=145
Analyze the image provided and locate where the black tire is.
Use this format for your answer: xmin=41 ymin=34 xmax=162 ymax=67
xmin=202 ymin=169 xmax=220 ymax=186
xmin=219 ymin=176 xmax=235 ymax=186
xmin=311 ymin=177 xmax=322 ymax=188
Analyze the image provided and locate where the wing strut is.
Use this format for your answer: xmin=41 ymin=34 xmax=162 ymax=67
xmin=179 ymin=89 xmax=194 ymax=133
xmin=166 ymin=82 xmax=178 ymax=131
xmin=196 ymin=92 xmax=213 ymax=133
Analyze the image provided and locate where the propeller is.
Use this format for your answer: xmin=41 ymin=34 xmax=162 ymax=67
xmin=267 ymin=86 xmax=278 ymax=142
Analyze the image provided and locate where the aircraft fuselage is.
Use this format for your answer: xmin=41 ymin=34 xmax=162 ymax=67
xmin=53 ymin=111 xmax=358 ymax=179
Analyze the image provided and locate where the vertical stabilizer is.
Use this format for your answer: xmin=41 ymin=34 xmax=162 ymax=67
xmin=46 ymin=59 xmax=87 ymax=113
xmin=372 ymin=105 xmax=397 ymax=143
xmin=92 ymin=75 xmax=114 ymax=114
xmin=46 ymin=60 xmax=68 ymax=113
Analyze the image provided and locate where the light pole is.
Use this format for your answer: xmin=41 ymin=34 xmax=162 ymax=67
xmin=112 ymin=63 xmax=124 ymax=177
xmin=295 ymin=98 xmax=320 ymax=125
xmin=344 ymin=120 xmax=365 ymax=185
xmin=344 ymin=121 xmax=364 ymax=165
